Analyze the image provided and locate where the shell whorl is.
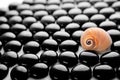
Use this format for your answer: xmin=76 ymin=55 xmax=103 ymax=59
xmin=83 ymin=36 xmax=96 ymax=50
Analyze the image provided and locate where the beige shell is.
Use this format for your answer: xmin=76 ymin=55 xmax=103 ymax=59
xmin=80 ymin=27 xmax=112 ymax=53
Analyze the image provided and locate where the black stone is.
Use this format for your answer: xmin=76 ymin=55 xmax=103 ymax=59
xmin=59 ymin=40 xmax=78 ymax=52
xmin=93 ymin=64 xmax=115 ymax=80
xmin=79 ymin=51 xmax=99 ymax=66
xmin=49 ymin=64 xmax=69 ymax=80
xmin=71 ymin=64 xmax=92 ymax=80
xmin=59 ymin=51 xmax=78 ymax=67
xmin=29 ymin=63 xmax=49 ymax=79
xmin=40 ymin=50 xmax=58 ymax=66
xmin=10 ymin=65 xmax=28 ymax=80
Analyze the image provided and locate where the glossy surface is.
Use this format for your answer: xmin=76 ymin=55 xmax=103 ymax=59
xmin=33 ymin=31 xmax=49 ymax=44
xmin=17 ymin=30 xmax=32 ymax=44
xmin=1 ymin=51 xmax=18 ymax=67
xmin=41 ymin=39 xmax=58 ymax=51
xmin=53 ymin=31 xmax=70 ymax=43
xmin=23 ymin=41 xmax=40 ymax=54
xmin=45 ymin=23 xmax=60 ymax=34
xmin=59 ymin=51 xmax=78 ymax=67
xmin=59 ymin=40 xmax=78 ymax=52
xmin=4 ymin=40 xmax=22 ymax=52
xmin=93 ymin=64 xmax=115 ymax=80
xmin=40 ymin=50 xmax=58 ymax=66
xmin=100 ymin=51 xmax=120 ymax=67
xmin=56 ymin=16 xmax=72 ymax=28
xmin=30 ymin=63 xmax=49 ymax=79
xmin=79 ymin=51 xmax=99 ymax=66
xmin=0 ymin=64 xmax=8 ymax=80
xmin=71 ymin=64 xmax=92 ymax=80
xmin=29 ymin=22 xmax=44 ymax=34
xmin=19 ymin=54 xmax=39 ymax=67
xmin=65 ymin=23 xmax=80 ymax=34
xmin=49 ymin=64 xmax=69 ymax=80
xmin=10 ymin=66 xmax=28 ymax=80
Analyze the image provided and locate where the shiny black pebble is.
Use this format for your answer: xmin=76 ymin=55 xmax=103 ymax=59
xmin=53 ymin=9 xmax=67 ymax=19
xmin=107 ymin=29 xmax=120 ymax=42
xmin=53 ymin=31 xmax=70 ymax=43
xmin=93 ymin=64 xmax=115 ymax=80
xmin=59 ymin=51 xmax=78 ymax=67
xmin=1 ymin=51 xmax=18 ymax=67
xmin=65 ymin=23 xmax=80 ymax=34
xmin=94 ymin=2 xmax=108 ymax=10
xmin=33 ymin=31 xmax=49 ymax=44
xmin=17 ymin=30 xmax=32 ymax=44
xmin=72 ymin=30 xmax=83 ymax=43
xmin=90 ymin=14 xmax=106 ymax=25
xmin=68 ymin=8 xmax=82 ymax=18
xmin=10 ymin=65 xmax=28 ymax=80
xmin=11 ymin=24 xmax=27 ymax=35
xmin=0 ymin=32 xmax=16 ymax=44
xmin=49 ymin=64 xmax=69 ymax=80
xmin=22 ymin=17 xmax=36 ymax=28
xmin=29 ymin=63 xmax=49 ymax=79
xmin=20 ymin=10 xmax=33 ymax=18
xmin=77 ymin=2 xmax=91 ymax=10
xmin=81 ymin=22 xmax=97 ymax=30
xmin=99 ymin=20 xmax=117 ymax=30
xmin=34 ymin=11 xmax=48 ymax=20
xmin=109 ymin=13 xmax=120 ymax=24
xmin=83 ymin=7 xmax=98 ymax=17
xmin=59 ymin=40 xmax=78 ymax=52
xmin=41 ymin=15 xmax=55 ymax=26
xmin=0 ymin=16 xmax=8 ymax=24
xmin=73 ymin=14 xmax=89 ymax=25
xmin=100 ymin=51 xmax=120 ymax=67
xmin=9 ymin=16 xmax=22 ymax=25
xmin=79 ymin=51 xmax=99 ymax=66
xmin=111 ymin=40 xmax=120 ymax=52
xmin=31 ymin=4 xmax=45 ymax=12
xmin=3 ymin=40 xmax=22 ymax=52
xmin=112 ymin=1 xmax=120 ymax=11
xmin=71 ymin=64 xmax=92 ymax=80
xmin=9 ymin=2 xmax=20 ymax=10
xmin=40 ymin=50 xmax=58 ymax=66
xmin=5 ymin=10 xmax=19 ymax=19
xmin=0 ymin=24 xmax=10 ymax=35
xmin=56 ymin=16 xmax=72 ymax=28
xmin=41 ymin=39 xmax=58 ymax=51
xmin=29 ymin=22 xmax=44 ymax=34
xmin=46 ymin=5 xmax=59 ymax=14
xmin=19 ymin=54 xmax=39 ymax=67
xmin=23 ymin=41 xmax=40 ymax=54
xmin=100 ymin=7 xmax=115 ymax=18
xmin=61 ymin=3 xmax=75 ymax=11
xmin=17 ymin=4 xmax=30 ymax=12
xmin=0 ymin=64 xmax=8 ymax=80
xmin=45 ymin=23 xmax=60 ymax=35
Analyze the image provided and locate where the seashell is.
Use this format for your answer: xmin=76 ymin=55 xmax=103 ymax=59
xmin=80 ymin=27 xmax=112 ymax=53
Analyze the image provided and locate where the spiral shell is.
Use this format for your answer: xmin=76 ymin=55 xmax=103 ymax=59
xmin=80 ymin=27 xmax=112 ymax=53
